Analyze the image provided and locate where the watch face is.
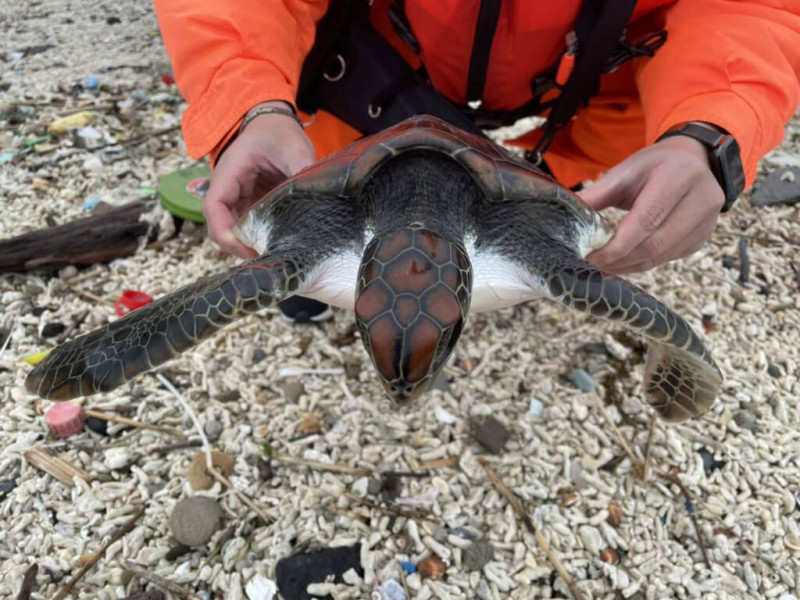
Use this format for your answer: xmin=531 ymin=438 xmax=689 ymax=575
xmin=717 ymin=137 xmax=745 ymax=204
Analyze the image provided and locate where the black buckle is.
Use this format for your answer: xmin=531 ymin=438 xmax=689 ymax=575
xmin=606 ymin=30 xmax=667 ymax=73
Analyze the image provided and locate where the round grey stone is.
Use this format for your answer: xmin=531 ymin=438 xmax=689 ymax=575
xmin=170 ymin=496 xmax=225 ymax=546
xmin=462 ymin=539 xmax=494 ymax=571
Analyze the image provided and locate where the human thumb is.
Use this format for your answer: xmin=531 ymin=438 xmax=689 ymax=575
xmin=577 ymin=165 xmax=635 ymax=212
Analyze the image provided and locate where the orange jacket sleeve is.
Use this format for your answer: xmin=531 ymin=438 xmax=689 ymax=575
xmin=153 ymin=0 xmax=329 ymax=163
xmin=634 ymin=0 xmax=800 ymax=188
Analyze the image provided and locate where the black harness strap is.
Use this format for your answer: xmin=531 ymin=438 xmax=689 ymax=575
xmin=466 ymin=0 xmax=503 ymax=105
xmin=528 ymin=0 xmax=639 ymax=164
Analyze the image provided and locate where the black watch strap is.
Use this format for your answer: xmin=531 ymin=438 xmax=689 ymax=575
xmin=656 ymin=122 xmax=745 ymax=213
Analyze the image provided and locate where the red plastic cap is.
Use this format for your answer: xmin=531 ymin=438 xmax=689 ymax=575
xmin=46 ymin=401 xmax=86 ymax=438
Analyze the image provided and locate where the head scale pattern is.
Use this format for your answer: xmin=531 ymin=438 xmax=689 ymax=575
xmin=354 ymin=224 xmax=472 ymax=404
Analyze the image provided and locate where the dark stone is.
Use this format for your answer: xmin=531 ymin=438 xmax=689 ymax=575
xmin=86 ymin=416 xmax=109 ymax=436
xmin=106 ymin=16 xmax=121 ymax=24
xmin=276 ymin=544 xmax=363 ymax=600
xmin=721 ymin=256 xmax=736 ymax=269
xmin=165 ymin=544 xmax=191 ymax=561
xmin=380 ymin=473 xmax=402 ymax=503
xmin=767 ymin=364 xmax=782 ymax=378
xmin=733 ymin=410 xmax=759 ymax=434
xmin=252 ymin=348 xmax=267 ymax=364
xmin=0 ymin=478 xmax=17 ymax=498
xmin=580 ymin=342 xmax=609 ymax=356
xmin=41 ymin=322 xmax=66 ymax=337
xmin=216 ymin=389 xmax=241 ymax=403
xmin=124 ymin=592 xmax=165 ymax=600
xmin=367 ymin=477 xmax=382 ymax=496
xmin=256 ymin=457 xmax=273 ymax=481
xmin=698 ymin=447 xmax=726 ymax=473
xmin=473 ymin=415 xmax=509 ymax=454
xmin=750 ymin=167 xmax=800 ymax=207
xmin=463 ymin=540 xmax=494 ymax=571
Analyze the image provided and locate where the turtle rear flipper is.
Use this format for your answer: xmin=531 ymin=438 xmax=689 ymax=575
xmin=25 ymin=256 xmax=301 ymax=400
xmin=547 ymin=260 xmax=722 ymax=422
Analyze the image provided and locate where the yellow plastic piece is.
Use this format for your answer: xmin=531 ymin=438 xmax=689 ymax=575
xmin=19 ymin=349 xmax=51 ymax=366
xmin=48 ymin=111 xmax=94 ymax=136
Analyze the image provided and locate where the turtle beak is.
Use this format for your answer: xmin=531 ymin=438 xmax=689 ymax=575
xmin=353 ymin=227 xmax=472 ymax=406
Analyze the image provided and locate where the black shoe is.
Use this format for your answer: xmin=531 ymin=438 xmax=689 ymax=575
xmin=278 ymin=296 xmax=334 ymax=324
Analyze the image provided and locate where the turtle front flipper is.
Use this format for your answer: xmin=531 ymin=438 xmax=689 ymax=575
xmin=25 ymin=256 xmax=302 ymax=400
xmin=547 ymin=260 xmax=722 ymax=423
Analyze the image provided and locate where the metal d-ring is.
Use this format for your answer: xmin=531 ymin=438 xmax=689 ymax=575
xmin=323 ymin=54 xmax=346 ymax=82
xmin=368 ymin=103 xmax=382 ymax=119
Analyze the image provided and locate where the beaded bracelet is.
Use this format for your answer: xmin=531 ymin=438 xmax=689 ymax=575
xmin=239 ymin=106 xmax=304 ymax=134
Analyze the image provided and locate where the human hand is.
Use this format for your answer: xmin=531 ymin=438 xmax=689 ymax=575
xmin=578 ymin=134 xmax=724 ymax=274
xmin=203 ymin=101 xmax=316 ymax=258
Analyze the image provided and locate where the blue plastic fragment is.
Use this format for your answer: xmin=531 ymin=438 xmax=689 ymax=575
xmin=399 ymin=561 xmax=416 ymax=574
xmin=0 ymin=151 xmax=15 ymax=164
xmin=82 ymin=194 xmax=101 ymax=211
xmin=529 ymin=397 xmax=545 ymax=417
xmin=570 ymin=369 xmax=597 ymax=393
xmin=660 ymin=515 xmax=667 ymax=525
xmin=684 ymin=501 xmax=694 ymax=515
xmin=86 ymin=75 xmax=100 ymax=90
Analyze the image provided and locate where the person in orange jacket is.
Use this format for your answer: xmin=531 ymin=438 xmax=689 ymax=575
xmin=154 ymin=0 xmax=800 ymax=320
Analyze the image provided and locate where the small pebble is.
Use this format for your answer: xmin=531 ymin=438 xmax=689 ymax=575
xmin=528 ymin=397 xmax=544 ymax=417
xmin=282 ymin=380 xmax=304 ymax=403
xmin=256 ymin=457 xmax=273 ymax=481
xmin=165 ymin=544 xmax=191 ymax=561
xmin=462 ymin=540 xmax=494 ymax=571
xmin=473 ymin=415 xmax=509 ymax=454
xmin=170 ymin=496 xmax=225 ymax=546
xmin=344 ymin=357 xmax=361 ymax=380
xmin=733 ymin=410 xmax=759 ymax=434
xmin=204 ymin=419 xmax=223 ymax=440
xmin=217 ymin=389 xmax=241 ymax=403
xmin=367 ymin=477 xmax=382 ymax=496
xmin=580 ymin=342 xmax=609 ymax=355
xmin=85 ymin=416 xmax=109 ymax=436
xmin=599 ymin=547 xmax=620 ymax=565
xmin=768 ymin=364 xmax=782 ymax=378
xmin=698 ymin=447 xmax=726 ymax=472
xmin=570 ymin=369 xmax=596 ymax=393
xmin=41 ymin=322 xmax=66 ymax=338
xmin=0 ymin=478 xmax=17 ymax=497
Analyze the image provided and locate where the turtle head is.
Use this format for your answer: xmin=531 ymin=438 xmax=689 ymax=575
xmin=354 ymin=225 xmax=472 ymax=405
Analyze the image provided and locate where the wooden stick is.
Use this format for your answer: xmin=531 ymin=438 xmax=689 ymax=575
xmin=23 ymin=448 xmax=92 ymax=487
xmin=595 ymin=399 xmax=645 ymax=477
xmin=122 ymin=560 xmax=201 ymax=600
xmin=342 ymin=491 xmax=441 ymax=525
xmin=16 ymin=563 xmax=37 ymax=600
xmin=420 ymin=458 xmax=459 ymax=470
xmin=658 ymin=471 xmax=712 ymax=570
xmin=85 ymin=409 xmax=184 ymax=438
xmin=478 ymin=458 xmax=585 ymax=600
xmin=272 ymin=453 xmax=371 ymax=476
xmin=53 ymin=506 xmax=146 ymax=600
xmin=208 ymin=466 xmax=273 ymax=525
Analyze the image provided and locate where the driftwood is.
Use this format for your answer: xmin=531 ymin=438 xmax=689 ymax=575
xmin=0 ymin=200 xmax=156 ymax=273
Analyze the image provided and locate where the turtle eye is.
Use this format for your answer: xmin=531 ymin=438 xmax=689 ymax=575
xmin=355 ymin=227 xmax=472 ymax=404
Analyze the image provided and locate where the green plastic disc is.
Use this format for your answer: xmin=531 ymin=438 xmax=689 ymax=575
xmin=158 ymin=165 xmax=211 ymax=223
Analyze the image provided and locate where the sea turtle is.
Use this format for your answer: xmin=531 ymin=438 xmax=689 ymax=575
xmin=25 ymin=115 xmax=722 ymax=422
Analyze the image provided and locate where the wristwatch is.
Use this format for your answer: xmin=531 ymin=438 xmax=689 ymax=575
xmin=656 ymin=121 xmax=745 ymax=212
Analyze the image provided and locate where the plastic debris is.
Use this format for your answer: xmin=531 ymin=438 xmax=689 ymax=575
xmin=570 ymin=368 xmax=597 ymax=392
xmin=114 ymin=289 xmax=153 ymax=317
xmin=189 ymin=451 xmax=235 ymax=491
xmin=398 ymin=561 xmax=416 ymax=574
xmin=82 ymin=194 xmax=102 ymax=211
xmin=47 ymin=111 xmax=93 ymax=135
xmin=45 ymin=401 xmax=86 ymax=438
xmin=0 ymin=151 xmax=15 ymax=164
xmin=245 ymin=574 xmax=277 ymax=600
xmin=380 ymin=580 xmax=406 ymax=600
xmin=275 ymin=544 xmax=362 ymax=600
xmin=18 ymin=349 xmax=51 ymax=366
xmin=86 ymin=75 xmax=99 ymax=90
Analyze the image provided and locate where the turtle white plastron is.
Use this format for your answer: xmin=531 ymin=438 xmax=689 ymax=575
xmin=26 ymin=115 xmax=722 ymax=423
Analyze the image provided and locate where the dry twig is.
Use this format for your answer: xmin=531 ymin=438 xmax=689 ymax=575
xmin=478 ymin=458 xmax=585 ymax=600
xmin=85 ymin=408 xmax=184 ymax=437
xmin=122 ymin=560 xmax=201 ymax=600
xmin=273 ymin=453 xmax=371 ymax=476
xmin=658 ymin=471 xmax=712 ymax=569
xmin=16 ymin=564 xmax=37 ymax=600
xmin=342 ymin=491 xmax=441 ymax=525
xmin=53 ymin=506 xmax=146 ymax=600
